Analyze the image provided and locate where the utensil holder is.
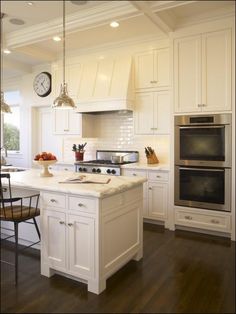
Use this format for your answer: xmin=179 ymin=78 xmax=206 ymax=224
xmin=147 ymin=152 xmax=159 ymax=164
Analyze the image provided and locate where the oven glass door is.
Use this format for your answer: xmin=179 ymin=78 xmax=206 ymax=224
xmin=175 ymin=167 xmax=231 ymax=211
xmin=179 ymin=126 xmax=225 ymax=161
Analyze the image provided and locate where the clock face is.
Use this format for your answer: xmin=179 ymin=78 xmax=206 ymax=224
xmin=33 ymin=72 xmax=51 ymax=97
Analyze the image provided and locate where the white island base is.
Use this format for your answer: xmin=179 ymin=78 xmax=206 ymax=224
xmin=5 ymin=170 xmax=145 ymax=294
xmin=40 ymin=185 xmax=143 ymax=294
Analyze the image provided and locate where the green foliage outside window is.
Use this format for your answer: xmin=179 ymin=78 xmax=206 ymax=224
xmin=3 ymin=123 xmax=20 ymax=151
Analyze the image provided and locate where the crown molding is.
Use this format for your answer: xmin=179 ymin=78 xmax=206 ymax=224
xmin=6 ymin=1 xmax=139 ymax=49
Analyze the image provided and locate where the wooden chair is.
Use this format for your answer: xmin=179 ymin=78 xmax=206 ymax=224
xmin=0 ymin=173 xmax=40 ymax=284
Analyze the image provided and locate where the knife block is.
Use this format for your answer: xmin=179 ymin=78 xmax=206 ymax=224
xmin=147 ymin=152 xmax=159 ymax=164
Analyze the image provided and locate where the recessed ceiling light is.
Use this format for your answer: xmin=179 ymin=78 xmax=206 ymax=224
xmin=53 ymin=36 xmax=61 ymax=42
xmin=110 ymin=21 xmax=119 ymax=28
xmin=3 ymin=48 xmax=11 ymax=54
xmin=9 ymin=18 xmax=25 ymax=25
xmin=26 ymin=1 xmax=34 ymax=5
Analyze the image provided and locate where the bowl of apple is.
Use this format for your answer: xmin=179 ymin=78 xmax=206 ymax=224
xmin=33 ymin=152 xmax=57 ymax=177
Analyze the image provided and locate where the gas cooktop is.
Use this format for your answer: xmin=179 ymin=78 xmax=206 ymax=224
xmin=75 ymin=150 xmax=139 ymax=176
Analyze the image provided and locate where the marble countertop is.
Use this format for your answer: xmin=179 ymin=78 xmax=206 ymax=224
xmin=121 ymin=162 xmax=170 ymax=171
xmin=3 ymin=169 xmax=146 ymax=198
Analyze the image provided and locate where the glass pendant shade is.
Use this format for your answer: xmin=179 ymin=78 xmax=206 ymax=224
xmin=52 ymin=83 xmax=76 ymax=109
xmin=53 ymin=0 xmax=76 ymax=109
xmin=1 ymin=91 xmax=12 ymax=113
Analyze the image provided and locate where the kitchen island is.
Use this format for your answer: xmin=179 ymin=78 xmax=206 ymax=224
xmin=3 ymin=169 xmax=146 ymax=294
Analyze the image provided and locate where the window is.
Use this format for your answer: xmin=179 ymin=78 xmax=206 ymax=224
xmin=2 ymin=91 xmax=21 ymax=153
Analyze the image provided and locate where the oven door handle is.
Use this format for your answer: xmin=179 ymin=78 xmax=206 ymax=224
xmin=179 ymin=126 xmax=225 ymax=129
xmin=179 ymin=167 xmax=225 ymax=172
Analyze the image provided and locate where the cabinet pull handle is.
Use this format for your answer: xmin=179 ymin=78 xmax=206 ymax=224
xmin=78 ymin=203 xmax=84 ymax=207
xmin=150 ymin=80 xmax=157 ymax=83
xmin=184 ymin=215 xmax=192 ymax=220
xmin=149 ymin=187 xmax=152 ymax=190
xmin=59 ymin=221 xmax=65 ymax=224
xmin=64 ymin=168 xmax=68 ymax=171
xmin=64 ymin=129 xmax=69 ymax=132
xmin=50 ymin=199 xmax=57 ymax=203
xmin=150 ymin=127 xmax=158 ymax=130
xmin=68 ymin=223 xmax=73 ymax=227
xmin=132 ymin=173 xmax=137 ymax=176
xmin=197 ymin=104 xmax=203 ymax=107
xmin=211 ymin=219 xmax=220 ymax=224
xmin=156 ymin=175 xmax=161 ymax=178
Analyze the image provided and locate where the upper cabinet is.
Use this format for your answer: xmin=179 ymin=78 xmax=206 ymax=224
xmin=134 ymin=91 xmax=170 ymax=135
xmin=174 ymin=29 xmax=232 ymax=113
xmin=134 ymin=48 xmax=170 ymax=90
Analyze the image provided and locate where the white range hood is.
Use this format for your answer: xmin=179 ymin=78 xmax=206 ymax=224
xmin=76 ymin=56 xmax=134 ymax=113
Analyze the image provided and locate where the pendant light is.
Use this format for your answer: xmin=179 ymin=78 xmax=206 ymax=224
xmin=52 ymin=0 xmax=76 ymax=109
xmin=0 ymin=13 xmax=12 ymax=114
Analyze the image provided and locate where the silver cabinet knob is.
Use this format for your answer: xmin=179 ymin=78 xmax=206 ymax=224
xmin=211 ymin=219 xmax=219 ymax=224
xmin=68 ymin=223 xmax=73 ymax=227
xmin=50 ymin=199 xmax=57 ymax=203
xmin=59 ymin=221 xmax=65 ymax=224
xmin=149 ymin=187 xmax=152 ymax=190
xmin=78 ymin=203 xmax=84 ymax=207
xmin=132 ymin=173 xmax=137 ymax=176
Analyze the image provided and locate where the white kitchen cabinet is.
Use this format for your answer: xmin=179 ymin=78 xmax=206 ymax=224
xmin=42 ymin=209 xmax=67 ymax=271
xmin=122 ymin=169 xmax=148 ymax=216
xmin=41 ymin=192 xmax=96 ymax=280
xmin=122 ymin=168 xmax=169 ymax=223
xmin=134 ymin=48 xmax=170 ymax=90
xmin=134 ymin=91 xmax=170 ymax=135
xmin=148 ymin=182 xmax=168 ymax=220
xmin=174 ymin=29 xmax=232 ymax=113
xmin=175 ymin=206 xmax=231 ymax=233
xmin=53 ymin=109 xmax=81 ymax=135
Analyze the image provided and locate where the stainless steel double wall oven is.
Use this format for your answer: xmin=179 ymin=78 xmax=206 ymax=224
xmin=175 ymin=114 xmax=232 ymax=212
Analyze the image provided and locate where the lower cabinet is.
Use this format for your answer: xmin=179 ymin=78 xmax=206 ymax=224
xmin=122 ymin=168 xmax=169 ymax=224
xmin=41 ymin=194 xmax=96 ymax=279
xmin=175 ymin=206 xmax=231 ymax=233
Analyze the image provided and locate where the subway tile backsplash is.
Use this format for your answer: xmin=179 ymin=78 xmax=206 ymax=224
xmin=63 ymin=111 xmax=170 ymax=164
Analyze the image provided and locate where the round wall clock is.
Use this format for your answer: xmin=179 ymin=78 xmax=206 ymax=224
xmin=33 ymin=72 xmax=52 ymax=97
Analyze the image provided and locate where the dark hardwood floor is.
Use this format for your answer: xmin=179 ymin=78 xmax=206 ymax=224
xmin=1 ymin=223 xmax=235 ymax=313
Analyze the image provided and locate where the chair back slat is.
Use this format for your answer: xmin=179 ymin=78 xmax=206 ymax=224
xmin=0 ymin=173 xmax=40 ymax=221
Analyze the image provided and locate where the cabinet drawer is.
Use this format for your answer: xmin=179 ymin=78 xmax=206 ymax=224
xmin=148 ymin=171 xmax=168 ymax=182
xmin=42 ymin=192 xmax=66 ymax=209
xmin=69 ymin=196 xmax=96 ymax=213
xmin=122 ymin=169 xmax=147 ymax=178
xmin=175 ymin=209 xmax=231 ymax=232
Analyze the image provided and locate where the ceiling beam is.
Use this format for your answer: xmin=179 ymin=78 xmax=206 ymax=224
xmin=15 ymin=46 xmax=56 ymax=62
xmin=131 ymin=1 xmax=174 ymax=34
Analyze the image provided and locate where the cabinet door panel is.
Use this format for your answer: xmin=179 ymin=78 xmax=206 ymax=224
xmin=155 ymin=48 xmax=170 ymax=87
xmin=68 ymin=214 xmax=95 ymax=278
xmin=134 ymin=51 xmax=154 ymax=89
xmin=148 ymin=182 xmax=168 ymax=220
xmin=153 ymin=92 xmax=170 ymax=134
xmin=202 ymin=29 xmax=231 ymax=111
xmin=42 ymin=210 xmax=66 ymax=270
xmin=134 ymin=92 xmax=153 ymax=134
xmin=174 ymin=36 xmax=202 ymax=112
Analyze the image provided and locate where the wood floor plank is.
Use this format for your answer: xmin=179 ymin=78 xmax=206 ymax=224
xmin=1 ymin=223 xmax=235 ymax=313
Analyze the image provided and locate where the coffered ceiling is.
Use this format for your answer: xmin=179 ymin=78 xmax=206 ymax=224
xmin=1 ymin=0 xmax=235 ymax=79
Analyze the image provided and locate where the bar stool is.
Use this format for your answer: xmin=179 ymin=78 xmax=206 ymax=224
xmin=0 ymin=173 xmax=40 ymax=284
